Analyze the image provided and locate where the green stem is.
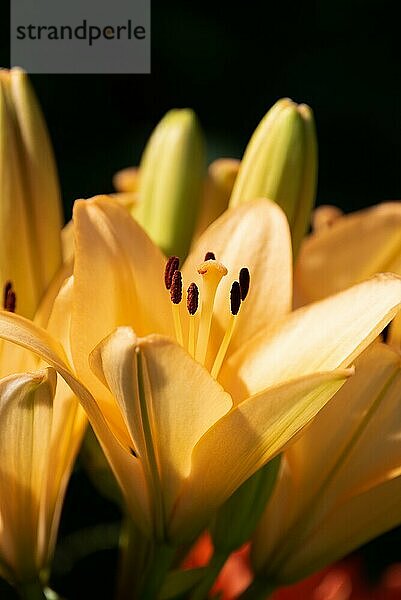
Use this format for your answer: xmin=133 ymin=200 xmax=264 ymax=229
xmin=189 ymin=551 xmax=229 ymax=600
xmin=115 ymin=517 xmax=153 ymax=600
xmin=140 ymin=543 xmax=176 ymax=600
xmin=238 ymin=577 xmax=276 ymax=600
xmin=18 ymin=581 xmax=47 ymax=600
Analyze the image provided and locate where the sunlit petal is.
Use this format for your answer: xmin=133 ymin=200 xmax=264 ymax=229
xmin=183 ymin=199 xmax=292 ymax=363
xmin=221 ymin=274 xmax=401 ymax=400
xmin=172 ymin=367 xmax=351 ymax=541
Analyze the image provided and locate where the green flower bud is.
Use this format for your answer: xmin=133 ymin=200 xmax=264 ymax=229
xmin=229 ymin=99 xmax=317 ymax=257
xmin=136 ymin=109 xmax=205 ymax=259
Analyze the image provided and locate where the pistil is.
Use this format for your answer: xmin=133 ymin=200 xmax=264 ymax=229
xmin=195 ymin=259 xmax=228 ymax=365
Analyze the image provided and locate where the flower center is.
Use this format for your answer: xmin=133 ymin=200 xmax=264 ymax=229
xmin=164 ymin=253 xmax=250 ymax=378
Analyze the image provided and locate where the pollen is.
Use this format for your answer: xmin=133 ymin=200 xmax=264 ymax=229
xmin=164 ymin=256 xmax=180 ymax=290
xmin=3 ymin=281 xmax=16 ymax=313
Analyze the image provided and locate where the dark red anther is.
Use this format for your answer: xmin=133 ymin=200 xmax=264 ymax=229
xmin=204 ymin=252 xmax=216 ymax=261
xmin=164 ymin=256 xmax=180 ymax=290
xmin=187 ymin=282 xmax=199 ymax=315
xmin=170 ymin=270 xmax=183 ymax=304
xmin=239 ymin=267 xmax=250 ymax=301
xmin=3 ymin=281 xmax=16 ymax=313
xmin=230 ymin=281 xmax=241 ymax=315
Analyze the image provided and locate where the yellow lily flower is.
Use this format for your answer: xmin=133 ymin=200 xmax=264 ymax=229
xmin=0 ymin=196 xmax=400 ymax=546
xmin=0 ymin=68 xmax=63 ymax=319
xmin=252 ymin=341 xmax=401 ymax=586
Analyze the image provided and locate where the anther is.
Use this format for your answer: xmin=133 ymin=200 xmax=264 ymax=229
xmin=3 ymin=281 xmax=12 ymax=308
xmin=204 ymin=251 xmax=216 ymax=261
xmin=230 ymin=281 xmax=241 ymax=315
xmin=170 ymin=270 xmax=183 ymax=304
xmin=129 ymin=447 xmax=138 ymax=458
xmin=187 ymin=282 xmax=199 ymax=315
xmin=164 ymin=256 xmax=180 ymax=290
xmin=239 ymin=267 xmax=250 ymax=301
xmin=170 ymin=270 xmax=184 ymax=346
xmin=3 ymin=281 xmax=16 ymax=313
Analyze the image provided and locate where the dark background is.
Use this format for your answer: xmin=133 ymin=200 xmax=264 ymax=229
xmin=2 ymin=0 xmax=401 ymax=221
xmin=1 ymin=1 xmax=401 ymax=597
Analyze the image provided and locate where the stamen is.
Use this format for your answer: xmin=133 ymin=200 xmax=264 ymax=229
xmin=164 ymin=256 xmax=180 ymax=290
xmin=239 ymin=267 xmax=250 ymax=301
xmin=187 ymin=283 xmax=199 ymax=357
xmin=195 ymin=259 xmax=227 ymax=365
xmin=3 ymin=281 xmax=16 ymax=313
xmin=204 ymin=251 xmax=216 ymax=261
xmin=170 ymin=270 xmax=184 ymax=346
xmin=129 ymin=446 xmax=138 ymax=458
xmin=211 ymin=280 xmax=246 ymax=380
xmin=230 ymin=280 xmax=241 ymax=315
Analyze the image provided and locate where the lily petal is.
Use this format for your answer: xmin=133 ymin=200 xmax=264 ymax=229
xmin=71 ymin=196 xmax=173 ymax=402
xmin=0 ymin=368 xmax=55 ymax=581
xmin=90 ymin=329 xmax=232 ymax=521
xmin=171 ymin=367 xmax=352 ymax=542
xmin=221 ymin=274 xmax=401 ymax=401
xmin=295 ymin=202 xmax=401 ymax=305
xmin=183 ymin=199 xmax=292 ymax=363
xmin=38 ymin=276 xmax=87 ymax=568
xmin=252 ymin=343 xmax=401 ymax=583
xmin=284 ymin=474 xmax=401 ymax=583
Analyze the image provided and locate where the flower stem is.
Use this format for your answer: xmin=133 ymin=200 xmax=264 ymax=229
xmin=115 ymin=516 xmax=153 ymax=600
xmin=189 ymin=551 xmax=229 ymax=600
xmin=238 ymin=577 xmax=276 ymax=600
xmin=139 ymin=543 xmax=176 ymax=600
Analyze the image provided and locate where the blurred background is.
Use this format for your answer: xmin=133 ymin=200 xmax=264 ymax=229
xmin=1 ymin=0 xmax=401 ymax=597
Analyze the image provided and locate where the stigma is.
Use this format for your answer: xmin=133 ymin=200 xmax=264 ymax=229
xmin=164 ymin=253 xmax=250 ymax=378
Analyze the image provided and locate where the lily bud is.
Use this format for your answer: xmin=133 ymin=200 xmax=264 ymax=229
xmin=136 ymin=109 xmax=205 ymax=259
xmin=229 ymin=98 xmax=317 ymax=257
xmin=0 ymin=68 xmax=62 ymax=318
